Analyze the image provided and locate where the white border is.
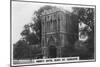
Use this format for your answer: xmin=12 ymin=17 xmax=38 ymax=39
xmin=11 ymin=0 xmax=96 ymax=66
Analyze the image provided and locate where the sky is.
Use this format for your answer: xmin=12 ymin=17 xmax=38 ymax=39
xmin=12 ymin=1 xmax=74 ymax=44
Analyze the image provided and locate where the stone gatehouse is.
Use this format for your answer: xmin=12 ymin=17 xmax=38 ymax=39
xmin=40 ymin=7 xmax=72 ymax=58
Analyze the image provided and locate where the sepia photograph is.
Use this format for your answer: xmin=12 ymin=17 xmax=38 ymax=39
xmin=11 ymin=0 xmax=96 ymax=66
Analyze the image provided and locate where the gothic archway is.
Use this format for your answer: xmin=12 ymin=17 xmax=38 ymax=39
xmin=48 ymin=36 xmax=56 ymax=46
xmin=48 ymin=36 xmax=57 ymax=58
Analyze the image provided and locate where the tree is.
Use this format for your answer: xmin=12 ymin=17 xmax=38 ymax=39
xmin=72 ymin=7 xmax=95 ymax=59
xmin=20 ymin=23 xmax=40 ymax=45
xmin=13 ymin=40 xmax=31 ymax=59
xmin=78 ymin=8 xmax=95 ymax=50
xmin=72 ymin=7 xmax=94 ymax=32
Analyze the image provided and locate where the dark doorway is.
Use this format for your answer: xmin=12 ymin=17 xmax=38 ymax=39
xmin=49 ymin=46 xmax=57 ymax=58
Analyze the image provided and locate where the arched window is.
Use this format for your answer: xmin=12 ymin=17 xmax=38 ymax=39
xmin=48 ymin=36 xmax=56 ymax=46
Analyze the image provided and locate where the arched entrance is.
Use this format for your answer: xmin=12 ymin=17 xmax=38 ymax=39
xmin=48 ymin=36 xmax=57 ymax=58
xmin=49 ymin=45 xmax=57 ymax=58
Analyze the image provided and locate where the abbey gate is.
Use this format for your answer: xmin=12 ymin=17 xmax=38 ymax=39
xmin=40 ymin=7 xmax=72 ymax=58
